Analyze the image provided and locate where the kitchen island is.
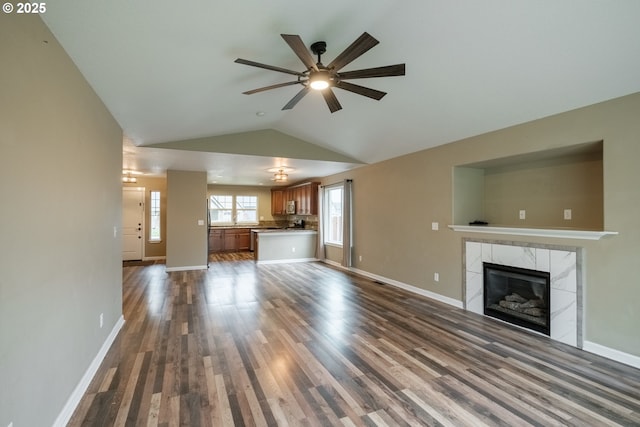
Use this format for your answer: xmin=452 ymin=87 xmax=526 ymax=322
xmin=252 ymin=229 xmax=317 ymax=264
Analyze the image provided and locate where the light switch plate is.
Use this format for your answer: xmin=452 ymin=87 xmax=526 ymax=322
xmin=431 ymin=222 xmax=439 ymax=231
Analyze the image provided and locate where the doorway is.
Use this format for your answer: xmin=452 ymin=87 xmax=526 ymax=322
xmin=122 ymin=187 xmax=144 ymax=260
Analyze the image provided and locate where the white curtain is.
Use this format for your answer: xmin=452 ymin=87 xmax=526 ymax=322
xmin=316 ymin=184 xmax=325 ymax=260
xmin=341 ymin=179 xmax=353 ymax=268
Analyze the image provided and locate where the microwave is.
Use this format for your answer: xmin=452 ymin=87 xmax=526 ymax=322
xmin=286 ymin=200 xmax=296 ymax=214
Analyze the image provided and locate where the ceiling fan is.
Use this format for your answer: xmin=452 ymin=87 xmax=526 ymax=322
xmin=235 ymin=32 xmax=405 ymax=113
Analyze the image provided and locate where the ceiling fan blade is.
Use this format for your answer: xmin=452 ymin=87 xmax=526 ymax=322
xmin=335 ymin=81 xmax=386 ymax=100
xmin=281 ymin=34 xmax=318 ymax=72
xmin=243 ymin=81 xmax=302 ymax=95
xmin=321 ymin=88 xmax=342 ymax=113
xmin=337 ymin=64 xmax=406 ymax=80
xmin=235 ymin=58 xmax=305 ymax=77
xmin=282 ymin=87 xmax=310 ymax=110
xmin=327 ymin=32 xmax=379 ymax=72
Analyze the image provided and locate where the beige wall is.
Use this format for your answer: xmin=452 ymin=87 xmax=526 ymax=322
xmin=483 ymin=154 xmax=603 ymax=229
xmin=123 ymin=176 xmax=167 ymax=258
xmin=322 ymin=92 xmax=640 ymax=357
xmin=166 ymin=170 xmax=208 ymax=269
xmin=1 ymin=14 xmax=123 ymax=426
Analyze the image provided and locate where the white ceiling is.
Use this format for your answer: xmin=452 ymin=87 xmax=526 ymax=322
xmin=42 ymin=1 xmax=640 ymax=185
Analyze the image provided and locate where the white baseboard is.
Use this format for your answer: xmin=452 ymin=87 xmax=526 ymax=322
xmin=143 ymin=256 xmax=166 ymax=261
xmin=325 ymin=261 xmax=640 ymax=369
xmin=322 ymin=260 xmax=464 ymax=309
xmin=165 ymin=265 xmax=208 ymax=272
xmin=583 ymin=341 xmax=640 ymax=369
xmin=53 ymin=315 xmax=125 ymax=427
xmin=322 ymin=259 xmax=342 ymax=268
xmin=256 ymin=257 xmax=318 ymax=265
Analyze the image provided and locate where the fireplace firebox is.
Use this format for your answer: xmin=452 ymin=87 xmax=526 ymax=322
xmin=483 ymin=263 xmax=551 ymax=335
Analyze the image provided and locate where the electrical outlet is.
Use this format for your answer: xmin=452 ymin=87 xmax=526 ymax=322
xmin=431 ymin=222 xmax=439 ymax=231
xmin=434 ymin=273 xmax=440 ymax=282
xmin=99 ymin=313 xmax=104 ymax=328
xmin=564 ymin=209 xmax=572 ymax=220
xmin=519 ymin=210 xmax=526 ymax=220
xmin=359 ymin=255 xmax=362 ymax=261
xmin=291 ymin=247 xmax=296 ymax=253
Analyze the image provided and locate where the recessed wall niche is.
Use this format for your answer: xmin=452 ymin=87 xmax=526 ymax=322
xmin=453 ymin=141 xmax=604 ymax=230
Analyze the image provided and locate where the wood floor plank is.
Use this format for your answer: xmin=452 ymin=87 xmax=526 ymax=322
xmin=68 ymin=254 xmax=640 ymax=426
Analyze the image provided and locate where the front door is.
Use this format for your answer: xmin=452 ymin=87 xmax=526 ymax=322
xmin=122 ymin=187 xmax=144 ymax=260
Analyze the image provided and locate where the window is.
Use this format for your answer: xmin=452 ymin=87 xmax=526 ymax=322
xmin=209 ymin=194 xmax=258 ymax=225
xmin=324 ymin=185 xmax=343 ymax=245
xmin=149 ymin=191 xmax=161 ymax=242
xmin=235 ymin=195 xmax=258 ymax=223
xmin=209 ymin=195 xmax=233 ymax=223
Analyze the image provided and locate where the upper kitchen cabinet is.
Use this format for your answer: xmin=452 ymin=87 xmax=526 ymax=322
xmin=290 ymin=182 xmax=319 ymax=215
xmin=271 ymin=182 xmax=320 ymax=216
xmin=271 ymin=188 xmax=285 ymax=215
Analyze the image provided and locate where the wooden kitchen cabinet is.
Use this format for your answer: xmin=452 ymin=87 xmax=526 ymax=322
xmin=209 ymin=228 xmax=251 ymax=252
xmin=209 ymin=229 xmax=224 ymax=252
xmin=292 ymin=182 xmax=319 ymax=215
xmin=271 ymin=189 xmax=285 ymax=215
xmin=271 ymin=181 xmax=320 ymax=216
xmin=236 ymin=230 xmax=250 ymax=250
xmin=307 ymin=182 xmax=319 ymax=215
xmin=224 ymin=230 xmax=237 ymax=250
xmin=225 ymin=228 xmax=251 ymax=251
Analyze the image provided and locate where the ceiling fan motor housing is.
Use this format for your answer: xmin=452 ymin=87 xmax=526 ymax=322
xmin=310 ymin=41 xmax=327 ymax=58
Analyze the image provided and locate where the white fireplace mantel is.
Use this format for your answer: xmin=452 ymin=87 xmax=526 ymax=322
xmin=449 ymin=225 xmax=617 ymax=240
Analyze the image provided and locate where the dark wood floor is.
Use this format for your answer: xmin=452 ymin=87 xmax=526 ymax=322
xmin=69 ymin=253 xmax=640 ymax=426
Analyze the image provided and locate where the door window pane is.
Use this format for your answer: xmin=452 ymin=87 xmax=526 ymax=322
xmin=149 ymin=191 xmax=161 ymax=241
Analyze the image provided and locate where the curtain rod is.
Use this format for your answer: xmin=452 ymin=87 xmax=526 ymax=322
xmin=321 ymin=179 xmax=352 ymax=188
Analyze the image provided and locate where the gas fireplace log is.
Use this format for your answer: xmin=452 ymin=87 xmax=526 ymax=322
xmin=498 ymin=300 xmax=546 ymax=317
xmin=499 ymin=300 xmax=523 ymax=311
xmin=505 ymin=293 xmax=528 ymax=303
xmin=520 ymin=299 xmax=544 ymax=309
xmin=522 ymin=307 xmax=546 ymax=317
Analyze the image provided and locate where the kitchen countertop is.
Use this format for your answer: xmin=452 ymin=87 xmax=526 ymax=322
xmin=251 ymin=228 xmax=317 ymax=234
xmin=209 ymin=225 xmax=276 ymax=230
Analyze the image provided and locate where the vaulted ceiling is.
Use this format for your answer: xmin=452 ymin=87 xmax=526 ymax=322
xmin=42 ymin=1 xmax=640 ymax=185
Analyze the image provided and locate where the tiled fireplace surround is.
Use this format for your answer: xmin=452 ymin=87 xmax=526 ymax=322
xmin=463 ymin=238 xmax=582 ymax=348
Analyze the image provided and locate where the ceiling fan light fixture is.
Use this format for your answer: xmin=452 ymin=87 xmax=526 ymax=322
xmin=309 ymin=70 xmax=330 ymax=90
